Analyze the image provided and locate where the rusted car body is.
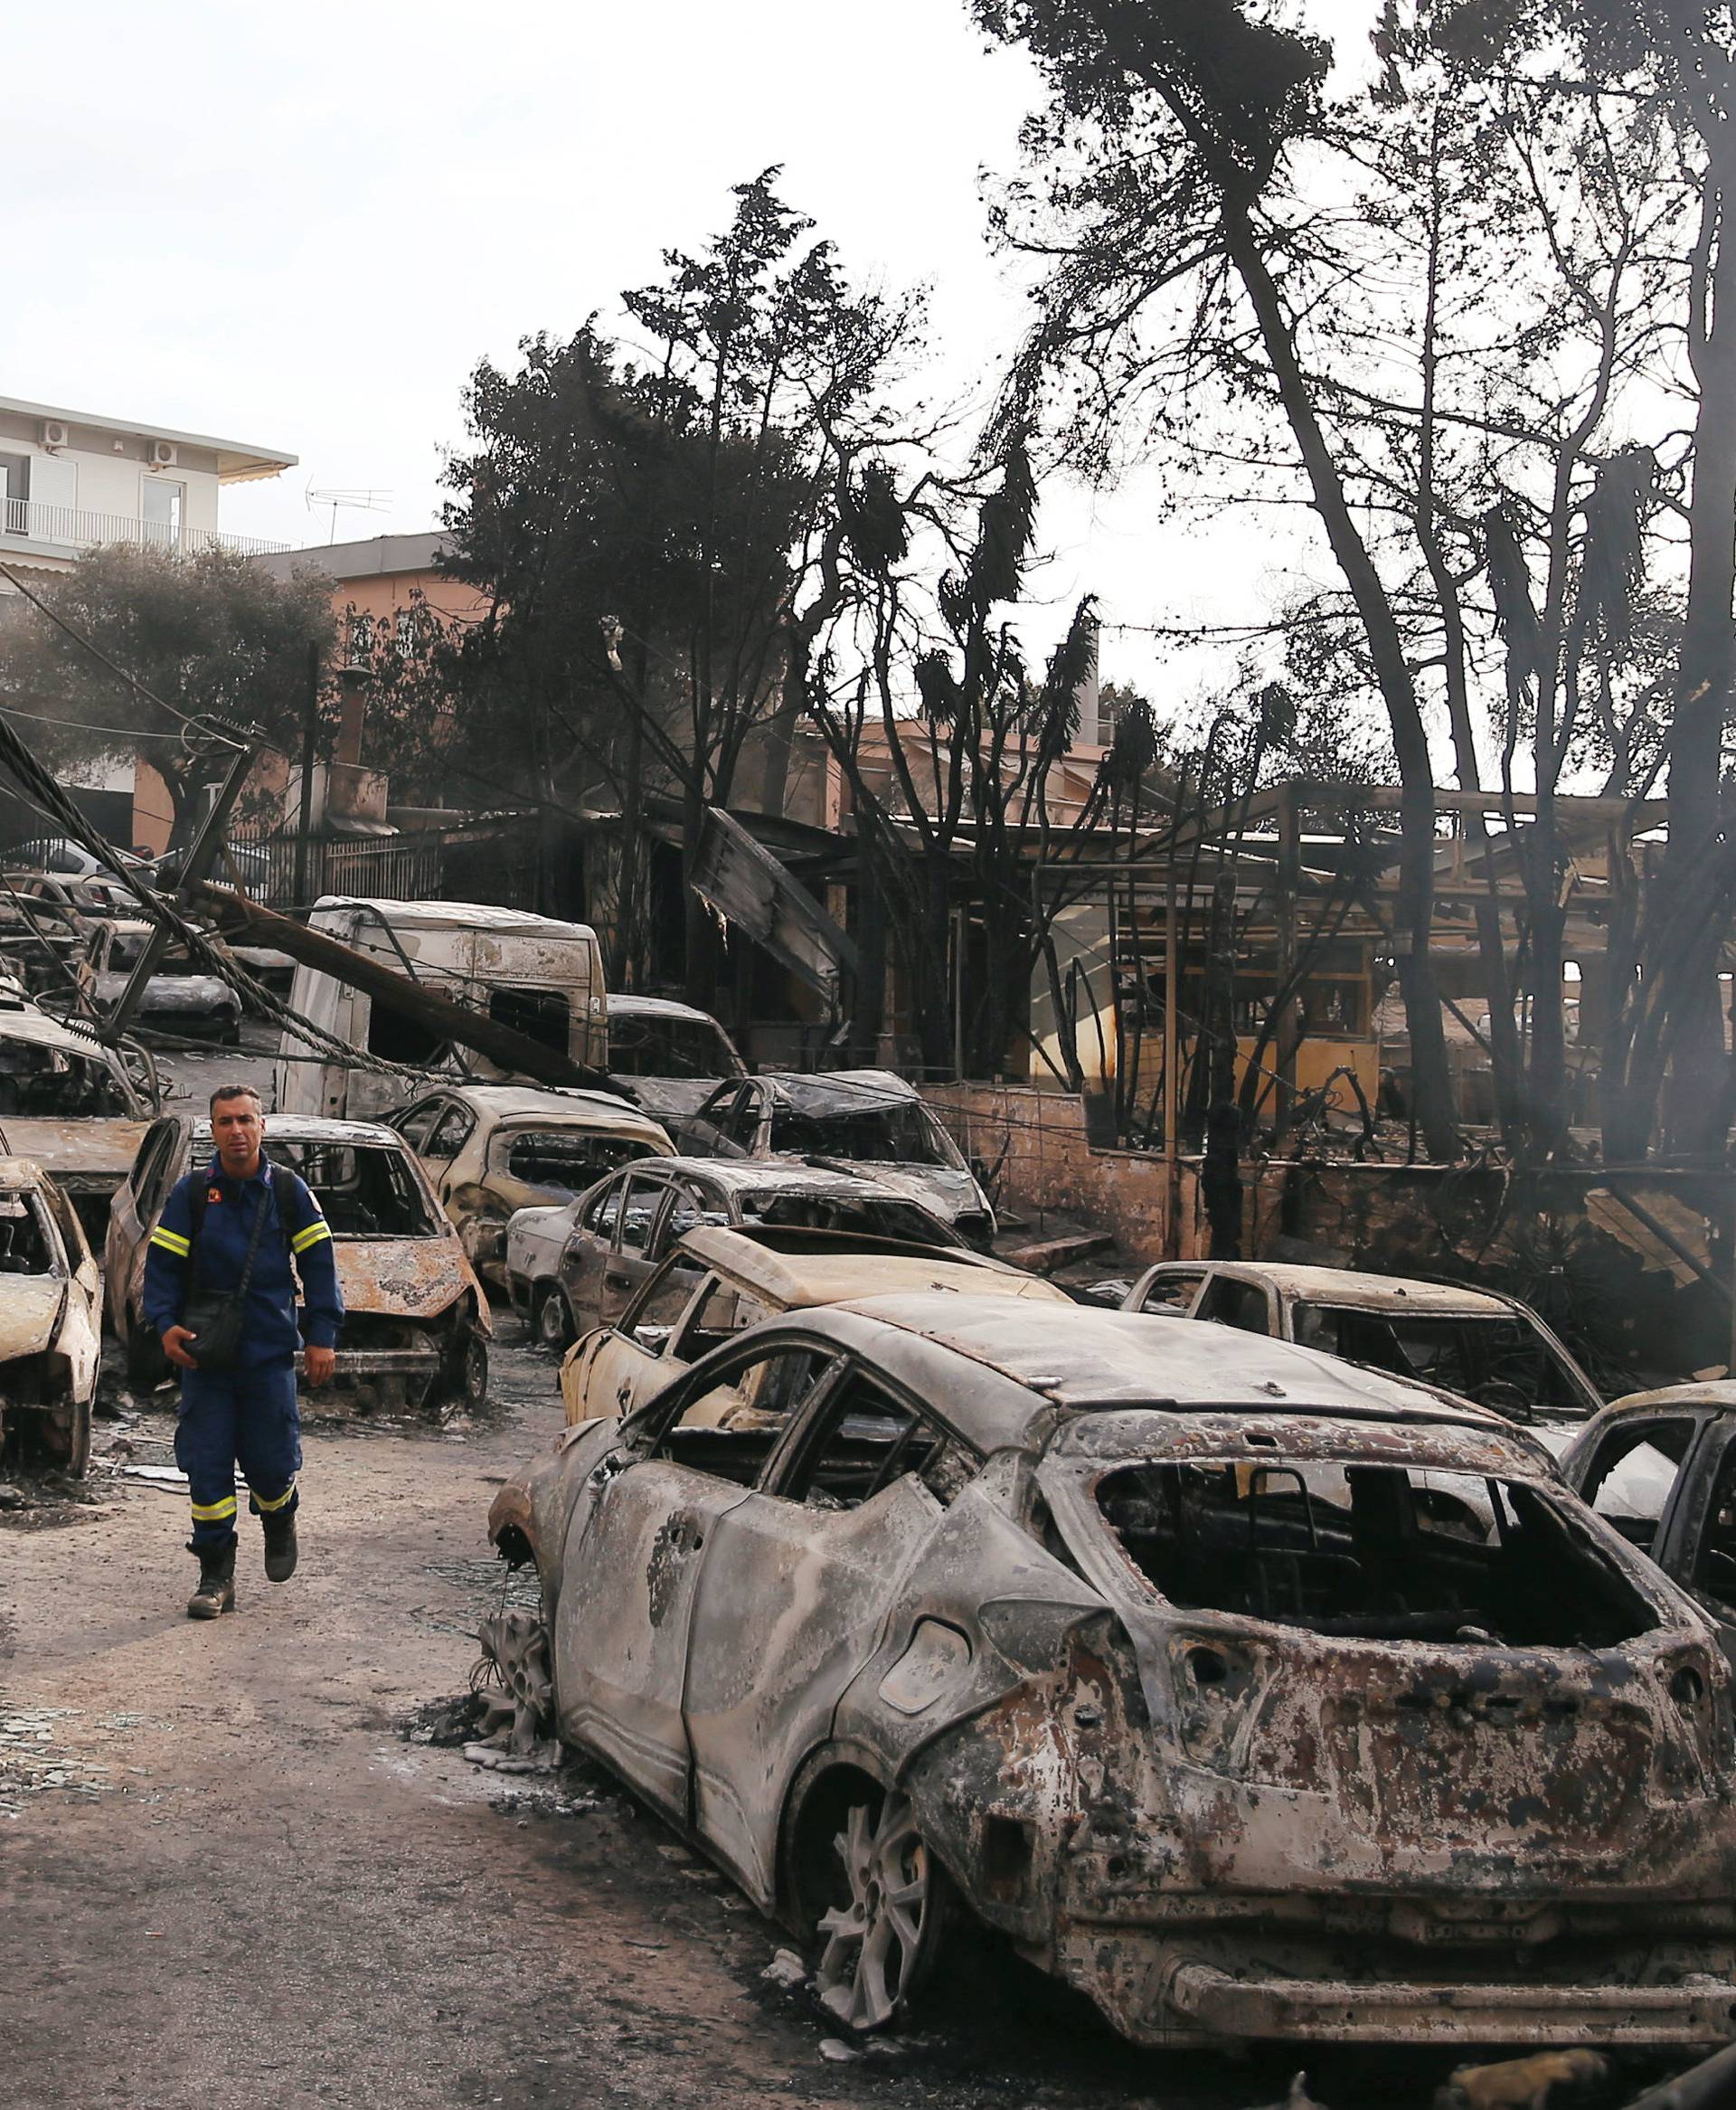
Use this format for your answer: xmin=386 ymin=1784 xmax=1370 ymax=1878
xmin=665 ymin=1070 xmax=997 ymax=1247
xmin=387 ymin=1083 xmax=672 ymax=1291
xmin=1561 ymin=1385 xmax=1736 ymax=1645
xmin=0 ymin=998 xmax=156 ymax=1242
xmin=107 ymin=1113 xmax=492 ymax=1405
xmin=561 ymin=1223 xmax=1069 ymax=1424
xmin=68 ymin=918 xmax=242 ymax=1042
xmin=489 ymin=1301 xmax=1736 ymax=2049
xmin=1124 ymin=1260 xmax=1601 ymax=1428
xmin=514 ymin=1154 xmax=971 ymax=1349
xmin=0 ymin=1156 xmax=101 ymax=1475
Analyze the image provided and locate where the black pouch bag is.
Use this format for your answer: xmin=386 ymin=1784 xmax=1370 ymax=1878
xmin=184 ymin=1182 xmax=273 ymax=1374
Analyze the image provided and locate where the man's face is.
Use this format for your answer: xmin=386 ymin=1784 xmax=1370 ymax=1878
xmin=211 ymin=1096 xmax=264 ymax=1175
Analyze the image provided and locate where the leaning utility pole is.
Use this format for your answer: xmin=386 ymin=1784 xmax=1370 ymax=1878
xmin=103 ymin=725 xmax=255 ymax=1046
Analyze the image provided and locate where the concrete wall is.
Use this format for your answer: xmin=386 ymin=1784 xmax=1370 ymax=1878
xmin=925 ymin=1080 xmax=1735 ymax=1381
xmin=0 ymin=408 xmax=222 ymax=539
xmin=925 ymin=1081 xmax=1210 ymax=1263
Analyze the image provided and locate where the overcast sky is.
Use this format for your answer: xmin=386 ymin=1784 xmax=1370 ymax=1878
xmin=7 ymin=0 xmax=1376 ymax=707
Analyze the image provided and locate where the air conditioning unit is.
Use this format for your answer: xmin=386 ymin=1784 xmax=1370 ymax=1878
xmin=40 ymin=420 xmax=69 ymax=449
xmin=147 ymin=440 xmax=178 ymax=468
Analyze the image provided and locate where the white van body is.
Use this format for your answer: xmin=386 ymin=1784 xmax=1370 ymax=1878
xmin=272 ymin=897 xmax=607 ymax=1122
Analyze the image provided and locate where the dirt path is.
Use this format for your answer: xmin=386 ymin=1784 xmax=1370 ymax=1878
xmin=0 ymin=1327 xmax=1651 ymax=2110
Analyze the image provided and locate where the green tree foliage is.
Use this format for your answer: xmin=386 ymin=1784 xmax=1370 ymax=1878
xmin=439 ymin=171 xmax=918 ymax=992
xmin=0 ymin=543 xmax=335 ymax=847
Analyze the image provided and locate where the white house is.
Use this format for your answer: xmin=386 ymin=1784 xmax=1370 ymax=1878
xmin=0 ymin=393 xmax=295 ymax=583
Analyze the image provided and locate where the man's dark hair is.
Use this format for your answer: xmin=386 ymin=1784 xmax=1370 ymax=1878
xmin=209 ymin=1083 xmax=264 ymax=1115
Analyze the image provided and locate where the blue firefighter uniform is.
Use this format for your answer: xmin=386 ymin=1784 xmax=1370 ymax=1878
xmin=142 ymin=1152 xmax=344 ymax=1553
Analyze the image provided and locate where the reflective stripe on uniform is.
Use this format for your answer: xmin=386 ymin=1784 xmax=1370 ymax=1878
xmin=252 ymin=1480 xmax=297 ymax=1513
xmin=190 ymin=1494 xmax=237 ymax=1522
xmin=290 ymin=1221 xmax=331 ymax=1254
xmin=150 ymin=1226 xmax=192 ymax=1256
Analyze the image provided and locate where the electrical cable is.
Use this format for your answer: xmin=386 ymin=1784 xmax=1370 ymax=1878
xmin=0 ymin=705 xmax=418 ymax=1078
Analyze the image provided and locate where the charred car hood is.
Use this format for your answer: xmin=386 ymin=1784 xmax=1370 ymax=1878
xmin=0 ymin=1275 xmax=64 ymax=1360
xmin=334 ymin=1238 xmax=475 ymax=1320
xmin=3 ymin=1120 xmax=150 ymax=1183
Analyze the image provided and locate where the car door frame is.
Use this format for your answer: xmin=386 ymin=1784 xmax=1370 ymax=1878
xmin=1652 ymin=1412 xmax=1736 ymax=1616
xmin=552 ymin=1329 xmax=849 ymax=1825
xmin=107 ymin=1113 xmax=185 ymax=1338
xmin=677 ymin=1349 xmax=968 ymax=1899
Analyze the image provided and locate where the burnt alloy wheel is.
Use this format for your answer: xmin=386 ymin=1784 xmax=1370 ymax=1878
xmin=533 ymin=1286 xmax=574 ymax=1352
xmin=811 ymin=1787 xmax=947 ymax=2031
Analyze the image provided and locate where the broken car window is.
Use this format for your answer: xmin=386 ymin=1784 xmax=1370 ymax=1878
xmin=423 ymin=1103 xmax=475 ymax=1163
xmin=488 ymin=985 xmax=570 ymax=1056
xmin=765 ymin=1098 xmax=960 ymax=1168
xmin=0 ymin=1041 xmax=130 ymax=1117
xmin=778 ymin=1370 xmax=973 ymax=1511
xmin=606 ymin=1015 xmax=736 ymax=1078
xmin=1294 ymin=1304 xmax=1590 ymax=1417
xmin=0 ymin=1191 xmax=55 ymax=1274
xmin=1197 ymin=1277 xmax=1271 ymax=1335
xmin=617 ymin=1174 xmax=671 ymax=1257
xmin=494 ymin=1127 xmax=651 ymax=1195
xmin=653 ymin=1345 xmax=837 ymax=1481
xmin=265 ymin=1142 xmax=441 ymax=1237
xmin=1095 ymin=1456 xmax=1653 ymax=1647
xmin=1579 ymin=1418 xmax=1696 ymax=1551
xmin=673 ymin=1275 xmax=771 ymax=1362
xmin=1694 ymin=1438 xmax=1736 ymax=1613
xmin=738 ymin=1189 xmax=958 ymax=1247
xmin=1136 ymin=1268 xmax=1207 ymax=1313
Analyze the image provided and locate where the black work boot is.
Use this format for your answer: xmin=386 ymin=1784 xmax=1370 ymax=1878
xmin=186 ymin=1543 xmax=236 ymax=1620
xmin=261 ymin=1506 xmax=298 ymax=1584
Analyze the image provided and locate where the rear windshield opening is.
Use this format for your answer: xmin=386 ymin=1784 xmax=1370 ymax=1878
xmin=740 ymin=1192 xmax=957 ymax=1246
xmin=608 ymin=1016 xmax=734 ymax=1077
xmin=266 ymin=1141 xmax=439 ymax=1237
xmin=766 ymin=1102 xmax=960 ymax=1169
xmin=1097 ymin=1459 xmax=1653 ymax=1648
xmin=495 ymin=1129 xmax=650 ymax=1194
xmin=1294 ymin=1304 xmax=1589 ymax=1416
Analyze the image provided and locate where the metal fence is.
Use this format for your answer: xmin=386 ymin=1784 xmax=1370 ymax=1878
xmin=235 ymin=832 xmax=449 ymax=909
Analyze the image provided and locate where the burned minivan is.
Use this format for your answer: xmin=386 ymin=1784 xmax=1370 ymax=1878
xmin=488 ymin=1300 xmax=1736 ymax=2050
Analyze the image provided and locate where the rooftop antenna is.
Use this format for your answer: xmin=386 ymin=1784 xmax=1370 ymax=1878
xmin=304 ymin=483 xmax=393 ymax=545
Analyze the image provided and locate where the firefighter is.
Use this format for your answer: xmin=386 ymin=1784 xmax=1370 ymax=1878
xmin=143 ymin=1083 xmax=343 ymax=1619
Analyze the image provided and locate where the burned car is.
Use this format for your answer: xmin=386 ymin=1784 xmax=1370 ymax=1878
xmin=665 ymin=1069 xmax=996 ymax=1247
xmin=488 ymin=1301 xmax=1736 ymax=2050
xmin=0 ymin=1000 xmax=156 ymax=1242
xmin=387 ymin=1083 xmax=672 ymax=1291
xmin=1561 ymin=1385 xmax=1736 ymax=1642
xmin=108 ymin=1113 xmax=492 ymax=1407
xmin=0 ymin=1156 xmax=102 ymax=1475
xmin=1124 ymin=1260 xmax=1601 ymax=1428
xmin=561 ymin=1222 xmax=1068 ymax=1424
xmin=512 ymin=1154 xmax=972 ymax=1349
xmin=62 ymin=918 xmax=242 ymax=1044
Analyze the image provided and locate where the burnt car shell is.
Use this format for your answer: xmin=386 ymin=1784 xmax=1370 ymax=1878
xmin=490 ymin=1301 xmax=1736 ymax=2051
xmin=108 ymin=1113 xmax=489 ymax=1397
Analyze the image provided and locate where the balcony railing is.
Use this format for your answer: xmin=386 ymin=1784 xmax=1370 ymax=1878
xmin=1 ymin=497 xmax=287 ymax=558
